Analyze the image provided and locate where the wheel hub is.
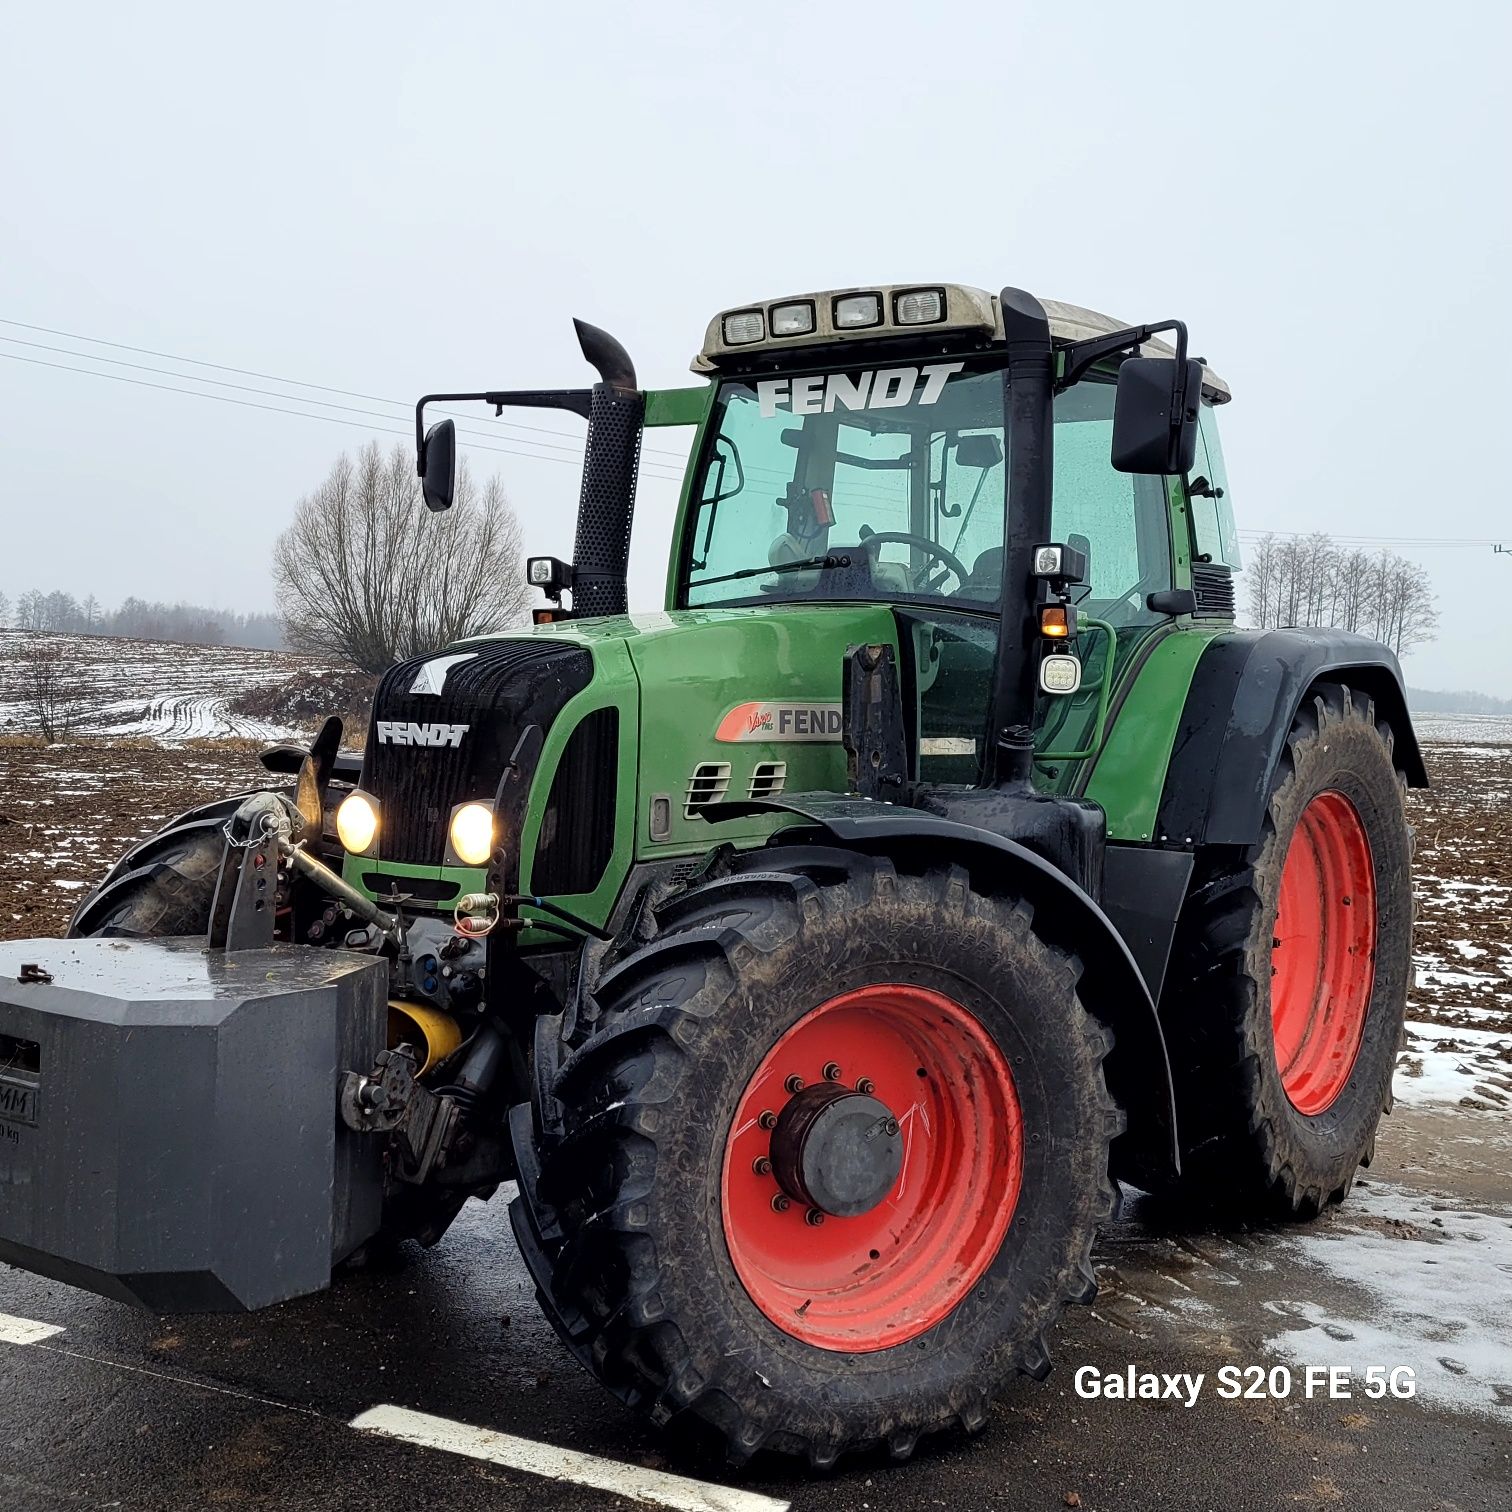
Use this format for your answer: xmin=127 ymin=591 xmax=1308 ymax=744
xmin=769 ymin=1084 xmax=903 ymax=1218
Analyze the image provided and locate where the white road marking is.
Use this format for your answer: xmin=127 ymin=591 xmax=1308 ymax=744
xmin=0 ymin=1312 xmax=64 ymax=1345
xmin=352 ymin=1404 xmax=790 ymax=1512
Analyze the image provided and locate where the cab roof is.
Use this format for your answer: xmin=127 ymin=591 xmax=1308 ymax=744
xmin=695 ymin=282 xmax=1231 ymax=403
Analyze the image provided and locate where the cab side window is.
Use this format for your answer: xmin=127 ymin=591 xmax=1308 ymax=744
xmin=1051 ymin=379 xmax=1172 ymax=622
xmin=1188 ymin=402 xmax=1241 ymax=569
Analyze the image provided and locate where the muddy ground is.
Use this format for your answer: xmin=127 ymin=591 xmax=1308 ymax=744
xmin=3 ymin=737 xmax=1508 ymax=1023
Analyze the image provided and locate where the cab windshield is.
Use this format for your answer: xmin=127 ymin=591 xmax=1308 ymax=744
xmin=683 ymin=361 xmax=1010 ymax=610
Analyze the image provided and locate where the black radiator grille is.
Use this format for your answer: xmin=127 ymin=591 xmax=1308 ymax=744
xmin=529 ymin=707 xmax=619 ymax=896
xmin=361 ymin=640 xmax=591 ymax=865
xmin=1192 ymin=564 xmax=1236 ymax=619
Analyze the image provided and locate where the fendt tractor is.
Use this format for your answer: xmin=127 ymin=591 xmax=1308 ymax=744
xmin=0 ymin=283 xmax=1423 ymax=1468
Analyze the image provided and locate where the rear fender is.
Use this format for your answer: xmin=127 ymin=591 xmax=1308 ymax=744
xmin=718 ymin=794 xmax=1180 ymax=1181
xmin=1156 ymin=629 xmax=1428 ymax=849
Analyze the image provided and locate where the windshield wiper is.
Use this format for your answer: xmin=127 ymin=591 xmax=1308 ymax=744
xmin=689 ymin=553 xmax=852 ymax=591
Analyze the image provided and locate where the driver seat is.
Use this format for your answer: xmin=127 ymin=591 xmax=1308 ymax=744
xmin=958 ymin=547 xmax=1003 ymax=602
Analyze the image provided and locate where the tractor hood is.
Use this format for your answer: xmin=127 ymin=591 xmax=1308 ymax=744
xmin=352 ymin=604 xmax=898 ymax=929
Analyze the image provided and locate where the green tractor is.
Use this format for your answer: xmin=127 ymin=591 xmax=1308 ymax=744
xmin=5 ymin=283 xmax=1423 ymax=1468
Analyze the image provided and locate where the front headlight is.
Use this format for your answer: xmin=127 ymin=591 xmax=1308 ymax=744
xmin=448 ymin=802 xmax=495 ymax=867
xmin=336 ymin=791 xmax=380 ymax=855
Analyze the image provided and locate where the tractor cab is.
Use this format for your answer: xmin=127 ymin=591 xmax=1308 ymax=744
xmin=674 ymin=287 xmax=1237 ymax=787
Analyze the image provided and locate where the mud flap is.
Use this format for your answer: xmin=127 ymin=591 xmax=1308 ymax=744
xmin=0 ymin=937 xmax=387 ymax=1312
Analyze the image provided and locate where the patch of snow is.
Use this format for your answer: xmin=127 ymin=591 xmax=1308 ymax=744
xmin=1265 ymin=1183 xmax=1512 ymax=1419
xmin=1395 ymin=1021 xmax=1510 ymax=1108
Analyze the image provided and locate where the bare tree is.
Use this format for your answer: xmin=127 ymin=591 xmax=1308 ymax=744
xmin=15 ymin=589 xmax=44 ymax=630
xmin=273 ymin=442 xmax=531 ymax=673
xmin=0 ymin=590 xmax=9 ymax=628
xmin=1367 ymin=551 xmax=1440 ymax=655
xmin=1243 ymin=532 xmax=1439 ymax=656
xmin=17 ymin=637 xmax=88 ymax=742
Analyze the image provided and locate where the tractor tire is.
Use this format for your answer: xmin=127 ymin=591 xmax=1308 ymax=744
xmin=510 ymin=852 xmax=1123 ymax=1468
xmin=68 ymin=819 xmax=229 ymax=938
xmin=1160 ymin=683 xmax=1413 ymax=1218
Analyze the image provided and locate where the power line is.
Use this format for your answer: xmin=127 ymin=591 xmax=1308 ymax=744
xmin=0 ymin=334 xmax=598 ymax=458
xmin=0 ymin=315 xmax=691 ymax=462
xmin=0 ymin=350 xmax=686 ymax=483
xmin=1237 ymin=528 xmax=1498 ymax=548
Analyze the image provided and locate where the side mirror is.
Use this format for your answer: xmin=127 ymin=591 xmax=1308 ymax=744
xmin=1110 ymin=357 xmax=1202 ymax=475
xmin=419 ymin=418 xmax=456 ymax=512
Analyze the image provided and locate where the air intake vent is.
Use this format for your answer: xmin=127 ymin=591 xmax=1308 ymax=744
xmin=530 ymin=708 xmax=619 ymax=897
xmin=749 ymin=761 xmax=787 ymax=800
xmin=1192 ymin=563 xmax=1236 ymax=618
xmin=685 ymin=761 xmax=731 ymax=819
xmin=363 ymin=640 xmax=590 ymax=865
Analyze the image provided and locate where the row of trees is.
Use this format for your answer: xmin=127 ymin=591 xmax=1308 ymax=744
xmin=1243 ymin=533 xmax=1440 ymax=656
xmin=0 ymin=589 xmax=282 ymax=649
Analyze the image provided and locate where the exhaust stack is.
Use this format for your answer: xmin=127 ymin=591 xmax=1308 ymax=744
xmin=570 ymin=320 xmax=644 ymax=619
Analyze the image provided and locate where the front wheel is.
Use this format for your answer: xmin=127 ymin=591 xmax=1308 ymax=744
xmin=510 ymin=855 xmax=1123 ymax=1467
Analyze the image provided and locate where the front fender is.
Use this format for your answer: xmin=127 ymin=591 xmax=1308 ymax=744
xmin=714 ymin=793 xmax=1180 ymax=1182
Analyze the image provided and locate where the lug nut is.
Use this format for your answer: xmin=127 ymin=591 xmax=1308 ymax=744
xmin=784 ymin=1074 xmax=805 ymax=1094
xmin=805 ymin=1208 xmax=825 ymax=1227
xmin=822 ymin=1062 xmax=842 ymax=1082
xmin=856 ymin=1078 xmax=875 ymax=1095
xmin=752 ymin=1156 xmax=773 ymax=1176
xmin=771 ymin=1194 xmax=791 ymax=1213
xmin=758 ymin=1109 xmax=778 ymax=1130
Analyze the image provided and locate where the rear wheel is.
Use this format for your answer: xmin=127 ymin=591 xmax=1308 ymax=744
xmin=510 ymin=854 xmax=1122 ymax=1467
xmin=1162 ymin=683 xmax=1413 ymax=1216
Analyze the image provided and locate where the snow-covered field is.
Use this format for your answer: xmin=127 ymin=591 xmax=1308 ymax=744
xmin=1409 ymin=710 xmax=1512 ymax=746
xmin=0 ymin=629 xmax=359 ymax=743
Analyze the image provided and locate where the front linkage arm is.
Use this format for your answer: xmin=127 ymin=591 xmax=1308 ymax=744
xmin=208 ymin=791 xmax=405 ymax=953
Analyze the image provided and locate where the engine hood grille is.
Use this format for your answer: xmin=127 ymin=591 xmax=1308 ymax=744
xmin=361 ymin=640 xmax=591 ymax=866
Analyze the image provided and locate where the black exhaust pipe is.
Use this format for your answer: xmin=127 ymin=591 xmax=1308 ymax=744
xmin=983 ymin=288 xmax=1054 ymax=785
xmin=570 ymin=319 xmax=644 ymax=619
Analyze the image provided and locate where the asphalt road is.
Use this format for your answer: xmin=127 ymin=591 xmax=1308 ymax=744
xmin=2 ymin=1102 xmax=1508 ymax=1512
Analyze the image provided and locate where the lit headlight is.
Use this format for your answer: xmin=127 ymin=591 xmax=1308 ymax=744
xmin=448 ymin=802 xmax=495 ymax=866
xmin=336 ymin=791 xmax=380 ymax=855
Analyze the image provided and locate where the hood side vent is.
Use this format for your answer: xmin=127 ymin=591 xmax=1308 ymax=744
xmin=749 ymin=761 xmax=787 ymax=800
xmin=684 ymin=761 xmax=731 ymax=819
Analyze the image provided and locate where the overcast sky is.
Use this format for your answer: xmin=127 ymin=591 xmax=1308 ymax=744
xmin=3 ymin=3 xmax=1508 ymax=692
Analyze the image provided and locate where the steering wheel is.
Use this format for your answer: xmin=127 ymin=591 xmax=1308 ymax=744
xmin=858 ymin=530 xmax=970 ymax=593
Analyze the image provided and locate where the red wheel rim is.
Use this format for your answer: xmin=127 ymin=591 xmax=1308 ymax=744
xmin=720 ymin=984 xmax=1022 ymax=1353
xmin=1271 ymin=790 xmax=1377 ymax=1115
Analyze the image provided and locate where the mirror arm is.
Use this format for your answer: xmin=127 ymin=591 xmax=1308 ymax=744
xmin=1058 ymin=319 xmax=1190 ymax=394
xmin=414 ymin=389 xmax=594 ymax=475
